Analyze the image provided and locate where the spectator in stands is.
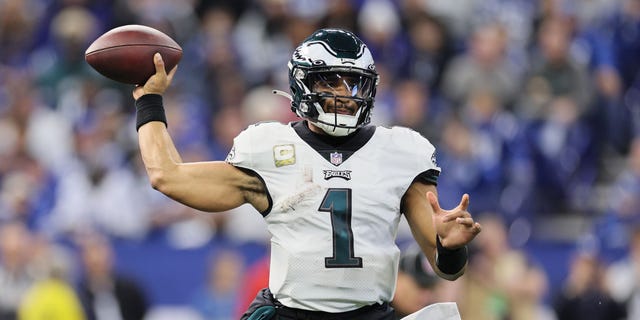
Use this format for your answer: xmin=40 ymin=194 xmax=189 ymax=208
xmin=434 ymin=109 xmax=531 ymax=220
xmin=76 ymin=232 xmax=149 ymax=320
xmin=0 ymin=74 xmax=63 ymax=230
xmin=524 ymin=96 xmax=598 ymax=215
xmin=590 ymin=59 xmax=631 ymax=156
xmin=608 ymin=0 xmax=640 ymax=92
xmin=18 ymin=237 xmax=85 ymax=320
xmin=34 ymin=5 xmax=102 ymax=106
xmin=441 ymin=22 xmax=520 ymax=108
xmin=190 ymin=249 xmax=244 ymax=320
xmin=568 ymin=1 xmax=632 ymax=155
xmin=460 ymin=87 xmax=533 ymax=219
xmin=434 ymin=115 xmax=488 ymax=211
xmin=401 ymin=10 xmax=454 ymax=92
xmin=0 ymin=221 xmax=36 ymax=320
xmin=593 ymin=137 xmax=640 ymax=260
xmin=518 ymin=16 xmax=592 ymax=119
xmin=553 ymin=251 xmax=626 ymax=320
xmin=0 ymin=0 xmax=44 ymax=67
xmin=606 ymin=224 xmax=640 ymax=320
xmin=46 ymin=106 xmax=152 ymax=239
xmin=232 ymin=0 xmax=304 ymax=89
xmin=357 ymin=0 xmax=409 ymax=83
xmin=390 ymin=79 xmax=449 ymax=142
xmin=319 ymin=0 xmax=359 ymax=36
xmin=462 ymin=214 xmax=555 ymax=320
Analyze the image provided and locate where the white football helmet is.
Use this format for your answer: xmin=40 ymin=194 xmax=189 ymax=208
xmin=285 ymin=28 xmax=379 ymax=136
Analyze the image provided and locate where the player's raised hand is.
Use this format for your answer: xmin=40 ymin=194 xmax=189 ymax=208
xmin=133 ymin=53 xmax=178 ymax=100
xmin=427 ymin=192 xmax=481 ymax=249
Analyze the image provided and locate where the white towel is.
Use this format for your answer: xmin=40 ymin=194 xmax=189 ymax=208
xmin=401 ymin=302 xmax=462 ymax=320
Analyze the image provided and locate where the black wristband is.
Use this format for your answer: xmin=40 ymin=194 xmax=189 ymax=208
xmin=135 ymin=94 xmax=167 ymax=131
xmin=435 ymin=236 xmax=468 ymax=275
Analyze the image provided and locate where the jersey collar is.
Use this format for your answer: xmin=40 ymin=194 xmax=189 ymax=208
xmin=292 ymin=120 xmax=376 ymax=166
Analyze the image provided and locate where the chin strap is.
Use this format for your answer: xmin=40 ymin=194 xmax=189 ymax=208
xmin=272 ymin=89 xmax=293 ymax=101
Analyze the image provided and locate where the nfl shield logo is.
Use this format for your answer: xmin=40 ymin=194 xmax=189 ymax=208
xmin=330 ymin=152 xmax=343 ymax=165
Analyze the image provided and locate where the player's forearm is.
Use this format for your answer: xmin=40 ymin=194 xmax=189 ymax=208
xmin=138 ymin=122 xmax=181 ymax=190
xmin=135 ymin=93 xmax=182 ymax=178
xmin=403 ymin=183 xmax=468 ymax=280
xmin=159 ymin=125 xmax=183 ymax=163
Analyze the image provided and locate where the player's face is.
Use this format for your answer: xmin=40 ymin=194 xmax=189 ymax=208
xmin=310 ymin=72 xmax=373 ymax=115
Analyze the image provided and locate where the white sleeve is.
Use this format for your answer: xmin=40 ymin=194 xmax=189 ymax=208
xmin=225 ymin=122 xmax=287 ymax=171
xmin=225 ymin=125 xmax=254 ymax=169
xmin=392 ymin=126 xmax=441 ymax=175
xmin=408 ymin=129 xmax=441 ymax=174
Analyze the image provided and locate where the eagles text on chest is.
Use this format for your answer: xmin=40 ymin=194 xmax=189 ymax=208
xmin=323 ymin=170 xmax=352 ymax=180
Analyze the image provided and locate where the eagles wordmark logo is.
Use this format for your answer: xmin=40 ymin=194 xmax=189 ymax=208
xmin=323 ymin=170 xmax=352 ymax=180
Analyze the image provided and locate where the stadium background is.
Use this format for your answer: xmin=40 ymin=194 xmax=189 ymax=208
xmin=1 ymin=0 xmax=639 ymax=319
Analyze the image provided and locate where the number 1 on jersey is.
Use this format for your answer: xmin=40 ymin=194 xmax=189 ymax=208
xmin=318 ymin=188 xmax=363 ymax=268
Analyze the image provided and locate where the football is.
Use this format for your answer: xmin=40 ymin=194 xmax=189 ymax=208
xmin=85 ymin=24 xmax=182 ymax=85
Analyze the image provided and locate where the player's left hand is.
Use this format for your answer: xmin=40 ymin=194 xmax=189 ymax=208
xmin=427 ymin=192 xmax=481 ymax=249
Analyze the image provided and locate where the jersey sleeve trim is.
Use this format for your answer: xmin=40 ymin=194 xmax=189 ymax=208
xmin=412 ymin=169 xmax=439 ymax=186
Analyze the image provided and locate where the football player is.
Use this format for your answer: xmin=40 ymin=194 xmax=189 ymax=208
xmin=132 ymin=28 xmax=481 ymax=320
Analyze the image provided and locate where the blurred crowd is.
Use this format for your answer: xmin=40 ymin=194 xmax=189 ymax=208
xmin=1 ymin=0 xmax=640 ymax=319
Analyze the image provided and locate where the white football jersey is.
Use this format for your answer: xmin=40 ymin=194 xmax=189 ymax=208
xmin=226 ymin=121 xmax=440 ymax=312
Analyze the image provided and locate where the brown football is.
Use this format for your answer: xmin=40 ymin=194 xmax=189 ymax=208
xmin=85 ymin=24 xmax=182 ymax=85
